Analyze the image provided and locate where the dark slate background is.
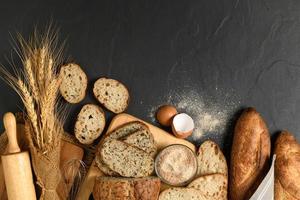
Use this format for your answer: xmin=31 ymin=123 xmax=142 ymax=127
xmin=0 ymin=1 xmax=299 ymax=196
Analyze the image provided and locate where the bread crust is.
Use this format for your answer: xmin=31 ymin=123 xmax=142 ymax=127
xmin=274 ymin=131 xmax=300 ymax=200
xmin=229 ymin=107 xmax=271 ymax=200
xmin=93 ymin=176 xmax=161 ymax=200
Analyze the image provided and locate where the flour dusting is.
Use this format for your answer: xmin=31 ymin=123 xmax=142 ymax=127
xmin=148 ymin=89 xmax=238 ymax=140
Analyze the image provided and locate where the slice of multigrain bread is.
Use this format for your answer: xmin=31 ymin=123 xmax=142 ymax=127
xmin=100 ymin=139 xmax=154 ymax=177
xmin=159 ymin=188 xmax=207 ymax=200
xmin=75 ymin=104 xmax=105 ymax=144
xmin=59 ymin=63 xmax=87 ymax=103
xmin=95 ymin=121 xmax=149 ymax=175
xmin=93 ymin=78 xmax=129 ymax=113
xmin=122 ymin=129 xmax=157 ymax=157
xmin=188 ymin=173 xmax=228 ymax=200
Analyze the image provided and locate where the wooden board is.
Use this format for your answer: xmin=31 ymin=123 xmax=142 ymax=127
xmin=76 ymin=113 xmax=196 ymax=200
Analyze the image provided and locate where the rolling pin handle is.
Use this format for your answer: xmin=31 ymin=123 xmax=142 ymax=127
xmin=3 ymin=112 xmax=20 ymax=153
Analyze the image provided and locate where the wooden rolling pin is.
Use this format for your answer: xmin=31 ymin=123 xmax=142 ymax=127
xmin=1 ymin=112 xmax=36 ymax=200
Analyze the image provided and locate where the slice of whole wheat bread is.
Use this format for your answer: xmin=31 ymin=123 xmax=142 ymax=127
xmin=59 ymin=63 xmax=87 ymax=104
xmin=93 ymin=77 xmax=129 ymax=113
xmin=188 ymin=173 xmax=228 ymax=200
xmin=159 ymin=188 xmax=207 ymax=200
xmin=197 ymin=140 xmax=228 ymax=177
xmin=75 ymin=104 xmax=105 ymax=144
xmin=122 ymin=129 xmax=157 ymax=157
xmin=100 ymin=139 xmax=154 ymax=177
xmin=95 ymin=121 xmax=149 ymax=175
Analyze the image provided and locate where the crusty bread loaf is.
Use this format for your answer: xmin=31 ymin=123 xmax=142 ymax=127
xmin=100 ymin=139 xmax=154 ymax=177
xmin=274 ymin=131 xmax=300 ymax=200
xmin=188 ymin=173 xmax=227 ymax=200
xmin=229 ymin=107 xmax=271 ymax=200
xmin=59 ymin=63 xmax=87 ymax=103
xmin=133 ymin=177 xmax=161 ymax=200
xmin=196 ymin=140 xmax=227 ymax=177
xmin=93 ymin=77 xmax=129 ymax=113
xmin=95 ymin=121 xmax=149 ymax=175
xmin=123 ymin=129 xmax=157 ymax=157
xmin=159 ymin=188 xmax=207 ymax=200
xmin=75 ymin=104 xmax=105 ymax=144
xmin=93 ymin=176 xmax=135 ymax=200
xmin=93 ymin=176 xmax=161 ymax=200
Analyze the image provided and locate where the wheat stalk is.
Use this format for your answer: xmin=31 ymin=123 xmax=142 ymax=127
xmin=16 ymin=78 xmax=41 ymax=148
xmin=0 ymin=26 xmax=65 ymax=151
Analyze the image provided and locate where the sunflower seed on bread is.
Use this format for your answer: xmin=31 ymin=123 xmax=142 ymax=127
xmin=59 ymin=63 xmax=87 ymax=103
xmin=188 ymin=173 xmax=228 ymax=200
xmin=196 ymin=140 xmax=228 ymax=177
xmin=95 ymin=121 xmax=149 ymax=175
xmin=75 ymin=104 xmax=105 ymax=144
xmin=159 ymin=188 xmax=207 ymax=200
xmin=93 ymin=77 xmax=129 ymax=113
xmin=122 ymin=129 xmax=157 ymax=157
xmin=100 ymin=139 xmax=154 ymax=177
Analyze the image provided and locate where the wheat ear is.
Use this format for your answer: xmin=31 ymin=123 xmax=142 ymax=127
xmin=17 ymin=78 xmax=41 ymax=148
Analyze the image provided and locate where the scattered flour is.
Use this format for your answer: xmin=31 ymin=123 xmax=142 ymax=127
xmin=148 ymin=89 xmax=238 ymax=140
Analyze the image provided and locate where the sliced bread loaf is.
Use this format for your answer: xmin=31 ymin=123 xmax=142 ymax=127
xmin=159 ymin=188 xmax=207 ymax=200
xmin=75 ymin=104 xmax=105 ymax=144
xmin=197 ymin=140 xmax=228 ymax=177
xmin=93 ymin=77 xmax=129 ymax=113
xmin=93 ymin=176 xmax=161 ymax=200
xmin=188 ymin=173 xmax=228 ymax=200
xmin=59 ymin=63 xmax=87 ymax=103
xmin=95 ymin=121 xmax=149 ymax=175
xmin=122 ymin=129 xmax=157 ymax=157
xmin=100 ymin=139 xmax=154 ymax=177
xmin=93 ymin=176 xmax=135 ymax=200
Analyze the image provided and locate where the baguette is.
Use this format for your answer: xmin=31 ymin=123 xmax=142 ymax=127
xmin=100 ymin=139 xmax=154 ymax=177
xmin=188 ymin=173 xmax=227 ymax=200
xmin=229 ymin=107 xmax=271 ymax=200
xmin=196 ymin=140 xmax=227 ymax=177
xmin=75 ymin=104 xmax=105 ymax=144
xmin=59 ymin=63 xmax=87 ymax=103
xmin=274 ymin=131 xmax=300 ymax=200
xmin=93 ymin=176 xmax=161 ymax=200
xmin=93 ymin=77 xmax=129 ymax=113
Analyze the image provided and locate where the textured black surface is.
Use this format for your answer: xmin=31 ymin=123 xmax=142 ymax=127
xmin=0 ymin=0 xmax=300 ymax=198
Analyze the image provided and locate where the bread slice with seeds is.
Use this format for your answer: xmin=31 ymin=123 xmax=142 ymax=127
xmin=196 ymin=140 xmax=228 ymax=177
xmin=159 ymin=188 xmax=207 ymax=200
xmin=122 ymin=129 xmax=157 ymax=157
xmin=75 ymin=104 xmax=105 ymax=144
xmin=188 ymin=173 xmax=228 ymax=200
xmin=100 ymin=139 xmax=154 ymax=177
xmin=59 ymin=63 xmax=87 ymax=103
xmin=95 ymin=121 xmax=149 ymax=175
xmin=93 ymin=78 xmax=129 ymax=113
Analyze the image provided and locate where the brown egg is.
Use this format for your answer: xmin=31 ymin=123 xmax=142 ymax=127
xmin=156 ymin=105 xmax=178 ymax=126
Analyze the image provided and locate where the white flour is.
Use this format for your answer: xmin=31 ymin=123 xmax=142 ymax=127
xmin=148 ymin=89 xmax=238 ymax=140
